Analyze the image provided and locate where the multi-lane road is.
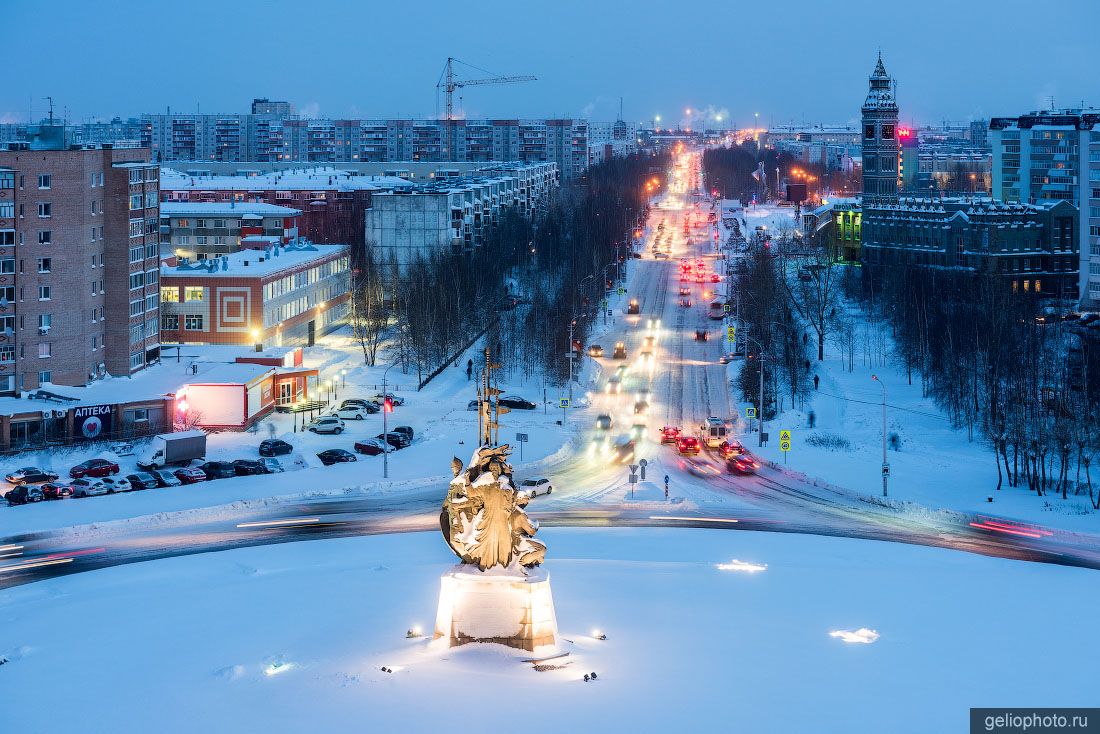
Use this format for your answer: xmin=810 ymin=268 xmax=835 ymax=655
xmin=3 ymin=150 xmax=1099 ymax=590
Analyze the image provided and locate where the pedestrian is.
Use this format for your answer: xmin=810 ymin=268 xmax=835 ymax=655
xmin=808 ymin=410 xmax=816 ymax=429
xmin=813 ymin=374 xmax=820 ymax=390
xmin=466 ymin=359 xmax=473 ymax=382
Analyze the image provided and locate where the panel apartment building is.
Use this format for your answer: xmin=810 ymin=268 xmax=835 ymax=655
xmin=0 ymin=125 xmax=160 ymax=394
xmin=989 ymin=109 xmax=1100 ymax=307
xmin=142 ymin=111 xmax=591 ymax=180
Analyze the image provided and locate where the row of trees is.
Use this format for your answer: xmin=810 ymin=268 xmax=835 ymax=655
xmin=346 ymin=152 xmax=668 ymax=387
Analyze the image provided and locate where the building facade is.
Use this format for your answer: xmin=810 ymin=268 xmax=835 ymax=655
xmin=0 ymin=128 xmax=160 ymax=394
xmin=159 ymin=201 xmax=299 ymax=260
xmin=989 ymin=109 xmax=1100 ymax=306
xmin=159 ymin=242 xmax=349 ymax=347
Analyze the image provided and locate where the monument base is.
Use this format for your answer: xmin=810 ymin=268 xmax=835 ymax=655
xmin=434 ymin=564 xmax=558 ymax=652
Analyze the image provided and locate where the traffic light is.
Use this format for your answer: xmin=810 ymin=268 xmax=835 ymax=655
xmin=383 ymin=397 xmax=394 ymax=413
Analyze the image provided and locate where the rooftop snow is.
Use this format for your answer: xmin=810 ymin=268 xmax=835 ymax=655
xmin=160 ymin=201 xmax=301 ymax=217
xmin=162 ymin=243 xmax=345 ymax=279
xmin=160 ymin=167 xmax=409 ymax=192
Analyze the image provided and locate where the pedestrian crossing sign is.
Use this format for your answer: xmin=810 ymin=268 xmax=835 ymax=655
xmin=746 ymin=407 xmax=756 ymax=418
xmin=559 ymin=398 xmax=570 ymax=409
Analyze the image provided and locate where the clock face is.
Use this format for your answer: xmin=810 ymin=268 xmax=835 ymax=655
xmin=864 ymin=124 xmax=876 ymax=140
xmin=882 ymin=125 xmax=895 ymax=140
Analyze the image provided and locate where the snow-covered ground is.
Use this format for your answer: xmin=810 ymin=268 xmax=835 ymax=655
xmin=3 ymin=528 xmax=1095 ymax=733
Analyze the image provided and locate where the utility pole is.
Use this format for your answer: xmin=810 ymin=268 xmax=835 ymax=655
xmin=567 ymin=319 xmax=575 ymax=411
xmin=872 ymin=375 xmax=888 ymax=496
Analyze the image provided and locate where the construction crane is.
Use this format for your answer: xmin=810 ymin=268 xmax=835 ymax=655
xmin=436 ymin=57 xmax=536 ymax=121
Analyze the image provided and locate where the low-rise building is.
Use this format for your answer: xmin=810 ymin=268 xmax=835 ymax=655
xmin=159 ymin=242 xmax=349 ymax=347
xmin=159 ymin=201 xmax=300 ymax=260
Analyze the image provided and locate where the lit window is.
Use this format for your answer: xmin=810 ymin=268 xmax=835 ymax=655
xmin=184 ymin=287 xmax=204 ymax=302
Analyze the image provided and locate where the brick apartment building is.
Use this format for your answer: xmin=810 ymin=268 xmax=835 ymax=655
xmin=0 ymin=125 xmax=160 ymax=394
xmin=160 ymin=242 xmax=349 ymax=347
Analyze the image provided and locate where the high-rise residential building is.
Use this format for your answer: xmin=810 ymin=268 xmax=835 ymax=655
xmin=989 ymin=109 xmax=1098 ymax=306
xmin=251 ymin=98 xmax=295 ymax=116
xmin=860 ymin=53 xmax=899 ymax=205
xmin=0 ymin=125 xmax=161 ymax=394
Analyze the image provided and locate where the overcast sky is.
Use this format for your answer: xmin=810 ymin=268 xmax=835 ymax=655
xmin=7 ymin=0 xmax=1097 ymax=127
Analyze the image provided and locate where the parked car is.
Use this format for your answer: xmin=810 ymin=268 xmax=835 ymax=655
xmin=98 ymin=477 xmax=130 ymax=493
xmin=69 ymin=459 xmax=120 ymax=479
xmin=376 ymin=432 xmax=411 ymax=450
xmin=353 ymin=438 xmax=389 ymax=456
xmin=5 ymin=467 xmax=59 ymax=484
xmin=330 ymin=407 xmax=371 ymax=421
xmin=260 ymin=458 xmax=285 ymax=473
xmin=259 ymin=438 xmax=293 ymax=457
xmin=342 ymin=399 xmax=380 ymax=413
xmin=109 ymin=441 xmax=135 ymax=456
xmin=370 ymin=393 xmax=405 ymax=406
xmin=307 ymin=416 xmax=346 ymax=435
xmin=518 ymin=478 xmax=553 ymax=498
xmin=152 ymin=469 xmax=183 ymax=488
xmin=40 ymin=482 xmax=74 ymax=500
xmin=676 ymin=436 xmax=701 ymax=456
xmin=587 ymin=344 xmax=604 ymax=358
xmin=660 ymin=425 xmax=681 ymax=444
xmin=5 ymin=485 xmax=44 ymax=505
xmin=124 ymin=472 xmax=159 ymax=491
xmin=727 ymin=454 xmax=760 ymax=475
xmin=499 ymin=395 xmax=536 ymax=410
xmin=317 ymin=449 xmax=357 ymax=466
xmin=173 ymin=467 xmax=207 ymax=485
xmin=467 ymin=399 xmax=497 ymax=411
xmin=392 ymin=426 xmax=415 ymax=443
xmin=199 ymin=461 xmax=237 ymax=480
xmin=71 ymin=478 xmax=110 ymax=497
xmin=232 ymin=459 xmax=269 ymax=476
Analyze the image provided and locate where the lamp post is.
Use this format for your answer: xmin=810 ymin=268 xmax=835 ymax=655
xmin=382 ymin=361 xmax=399 ymax=479
xmin=743 ymin=335 xmax=767 ymax=447
xmin=251 ymin=328 xmax=262 ymax=353
xmin=340 ymin=369 xmax=346 ymax=389
xmin=872 ymin=374 xmax=888 ymax=496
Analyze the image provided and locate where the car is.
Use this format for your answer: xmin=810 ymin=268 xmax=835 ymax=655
xmin=173 ymin=467 xmax=207 ymax=485
xmin=710 ymin=274 xmax=722 ymax=283
xmin=587 ymin=344 xmax=604 ymax=358
xmin=607 ymin=375 xmax=622 ymax=394
xmin=611 ymin=436 xmax=636 ymax=463
xmin=199 ymin=461 xmax=237 ymax=480
xmin=353 ymin=438 xmax=389 ymax=456
xmin=124 ymin=472 xmax=159 ymax=491
xmin=317 ymin=449 xmax=357 ymax=466
xmin=719 ymin=440 xmax=746 ymax=459
xmin=232 ymin=459 xmax=269 ymax=476
xmin=728 ymin=454 xmax=760 ymax=475
xmin=342 ymin=399 xmax=380 ymax=413
xmin=5 ymin=466 xmax=59 ymax=484
xmin=718 ymin=355 xmax=731 ymax=365
xmin=71 ymin=478 xmax=110 ymax=497
xmin=40 ymin=481 xmax=74 ymax=500
xmin=109 ymin=441 xmax=135 ymax=456
xmin=595 ymin=414 xmax=613 ymax=431
xmin=307 ymin=416 xmax=345 ymax=434
xmin=613 ymin=342 xmax=627 ymax=359
xmin=152 ymin=469 xmax=183 ymax=488
xmin=330 ymin=406 xmax=371 ymax=421
xmin=5 ymin=485 xmax=44 ymax=505
xmin=638 ymin=350 xmax=654 ymax=367
xmin=260 ymin=458 xmax=285 ymax=473
xmin=392 ymin=426 xmax=415 ymax=443
xmin=695 ymin=329 xmax=708 ymax=342
xmin=634 ymin=400 xmax=649 ymax=414
xmin=629 ymin=422 xmax=648 ymax=440
xmin=679 ymin=286 xmax=691 ymax=296
xmin=626 ymin=298 xmax=640 ymax=315
xmin=499 ymin=395 xmax=537 ymax=410
xmin=259 ymin=438 xmax=293 ymax=457
xmin=69 ymin=458 xmax=120 ymax=479
xmin=376 ymin=431 xmax=412 ymax=449
xmin=680 ymin=297 xmax=691 ymax=308
xmin=370 ymin=393 xmax=405 ymax=406
xmin=518 ymin=478 xmax=553 ymax=498
xmin=653 ymin=251 xmax=668 ymax=259
xmin=97 ymin=477 xmax=130 ymax=493
xmin=677 ymin=436 xmax=701 ymax=455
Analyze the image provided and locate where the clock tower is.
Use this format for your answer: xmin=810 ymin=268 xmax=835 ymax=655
xmin=861 ymin=53 xmax=899 ymax=205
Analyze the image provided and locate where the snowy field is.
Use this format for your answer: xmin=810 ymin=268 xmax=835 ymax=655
xmin=3 ymin=528 xmax=1096 ymax=734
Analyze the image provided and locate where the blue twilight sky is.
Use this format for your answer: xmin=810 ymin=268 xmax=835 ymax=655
xmin=6 ymin=0 xmax=1098 ymax=127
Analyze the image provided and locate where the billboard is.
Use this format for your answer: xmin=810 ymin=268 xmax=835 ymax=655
xmin=785 ymin=183 xmax=808 ymax=203
xmin=73 ymin=404 xmax=113 ymax=439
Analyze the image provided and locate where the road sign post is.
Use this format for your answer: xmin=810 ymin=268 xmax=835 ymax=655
xmin=516 ymin=432 xmax=529 ymax=462
xmin=779 ymin=430 xmax=791 ymax=464
xmin=628 ymin=463 xmax=639 ymax=499
xmin=639 ymin=458 xmax=648 ymax=481
xmin=559 ymin=397 xmax=569 ymax=424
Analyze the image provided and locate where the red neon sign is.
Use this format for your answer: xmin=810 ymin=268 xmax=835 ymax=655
xmin=898 ymin=127 xmax=912 ymax=138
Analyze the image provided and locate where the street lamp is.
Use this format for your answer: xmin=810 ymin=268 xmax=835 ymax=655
xmin=340 ymin=369 xmax=347 ymax=388
xmin=872 ymin=375 xmax=888 ymax=496
xmin=382 ymin=361 xmax=399 ymax=478
xmin=743 ymin=335 xmax=768 ymax=447
xmin=251 ymin=328 xmax=262 ymax=353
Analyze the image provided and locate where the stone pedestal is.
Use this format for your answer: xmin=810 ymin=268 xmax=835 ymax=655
xmin=434 ymin=564 xmax=558 ymax=652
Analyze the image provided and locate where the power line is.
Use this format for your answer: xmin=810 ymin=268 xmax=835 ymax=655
xmin=814 ymin=388 xmax=949 ymax=422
